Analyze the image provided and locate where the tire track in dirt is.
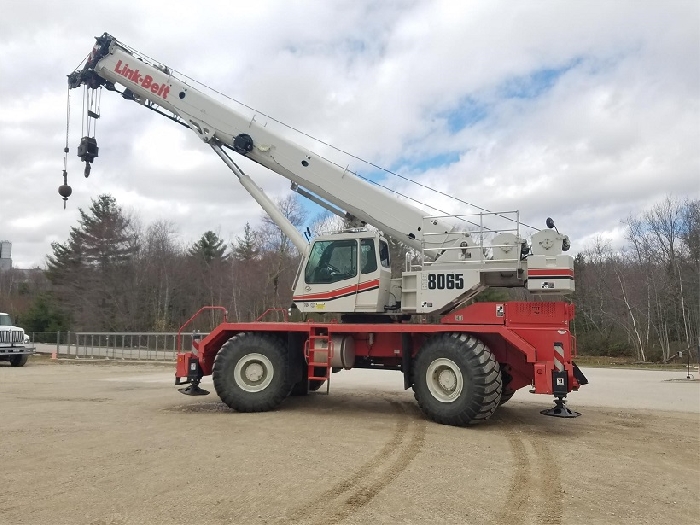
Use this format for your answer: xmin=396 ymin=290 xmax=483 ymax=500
xmin=494 ymin=418 xmax=563 ymax=524
xmin=531 ymin=438 xmax=563 ymax=524
xmin=495 ymin=434 xmax=531 ymax=525
xmin=285 ymin=400 xmax=426 ymax=525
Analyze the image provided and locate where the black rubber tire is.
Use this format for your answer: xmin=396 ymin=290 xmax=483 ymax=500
xmin=498 ymin=390 xmax=515 ymax=406
xmin=290 ymin=367 xmax=326 ymax=395
xmin=290 ymin=378 xmax=325 ymax=395
xmin=288 ymin=332 xmax=308 ymax=396
xmin=413 ymin=333 xmax=502 ymax=426
xmin=290 ymin=380 xmax=310 ymax=396
xmin=498 ymin=366 xmax=515 ymax=406
xmin=290 ymin=358 xmax=310 ymax=396
xmin=9 ymin=354 xmax=29 ymax=367
xmin=308 ymin=379 xmax=325 ymax=391
xmin=212 ymin=332 xmax=292 ymax=412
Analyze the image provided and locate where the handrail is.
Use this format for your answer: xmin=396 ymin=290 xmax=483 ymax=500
xmin=255 ymin=308 xmax=289 ymax=322
xmin=176 ymin=306 xmax=228 ymax=353
xmin=414 ymin=210 xmax=522 ymax=272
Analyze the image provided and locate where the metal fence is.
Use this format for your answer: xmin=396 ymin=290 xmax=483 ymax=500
xmin=29 ymin=331 xmax=208 ymax=361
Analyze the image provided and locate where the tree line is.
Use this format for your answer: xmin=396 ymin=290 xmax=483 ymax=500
xmin=573 ymin=197 xmax=699 ymax=362
xmin=0 ymin=194 xmax=697 ymax=362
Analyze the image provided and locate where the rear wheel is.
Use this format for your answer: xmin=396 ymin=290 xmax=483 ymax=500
xmin=498 ymin=390 xmax=515 ymax=406
xmin=9 ymin=354 xmax=29 ymax=367
xmin=498 ymin=366 xmax=515 ymax=406
xmin=213 ymin=332 xmax=292 ymax=412
xmin=413 ymin=333 xmax=502 ymax=426
xmin=308 ymin=379 xmax=325 ymax=391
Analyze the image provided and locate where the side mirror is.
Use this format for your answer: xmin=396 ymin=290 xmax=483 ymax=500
xmin=546 ymin=217 xmax=555 ymax=229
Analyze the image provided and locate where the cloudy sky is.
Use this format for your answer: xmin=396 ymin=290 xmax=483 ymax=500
xmin=1 ymin=0 xmax=698 ymax=268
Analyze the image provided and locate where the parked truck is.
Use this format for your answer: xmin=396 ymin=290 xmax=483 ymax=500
xmin=0 ymin=313 xmax=34 ymax=367
xmin=63 ymin=33 xmax=587 ymax=426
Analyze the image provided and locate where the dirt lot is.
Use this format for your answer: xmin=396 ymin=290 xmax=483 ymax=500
xmin=1 ymin=358 xmax=698 ymax=525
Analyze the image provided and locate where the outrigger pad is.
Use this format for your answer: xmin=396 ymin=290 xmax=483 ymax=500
xmin=541 ymin=398 xmax=580 ymax=418
xmin=178 ymin=383 xmax=210 ymax=396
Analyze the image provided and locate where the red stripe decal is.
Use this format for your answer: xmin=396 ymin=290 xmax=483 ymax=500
xmin=527 ymin=269 xmax=574 ymax=277
xmin=293 ymin=279 xmax=380 ymax=302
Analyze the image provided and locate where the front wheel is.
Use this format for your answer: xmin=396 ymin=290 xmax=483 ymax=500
xmin=213 ymin=332 xmax=292 ymax=412
xmin=10 ymin=354 xmax=29 ymax=367
xmin=413 ymin=333 xmax=502 ymax=426
xmin=290 ymin=378 xmax=326 ymax=395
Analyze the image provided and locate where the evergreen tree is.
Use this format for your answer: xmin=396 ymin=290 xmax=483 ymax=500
xmin=188 ymin=231 xmax=227 ymax=263
xmin=45 ymin=194 xmax=138 ymax=330
xmin=20 ymin=292 xmax=69 ymax=334
xmin=233 ymin=222 xmax=259 ymax=261
xmin=47 ymin=194 xmax=135 ymax=277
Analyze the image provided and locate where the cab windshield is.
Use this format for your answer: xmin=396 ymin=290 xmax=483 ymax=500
xmin=305 ymin=239 xmax=358 ymax=284
xmin=0 ymin=314 xmax=12 ymax=327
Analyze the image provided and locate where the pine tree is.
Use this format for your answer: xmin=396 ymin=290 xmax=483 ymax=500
xmin=20 ymin=292 xmax=69 ymax=334
xmin=47 ymin=194 xmax=135 ymax=276
xmin=189 ymin=231 xmax=227 ymax=263
xmin=46 ymin=194 xmax=138 ymax=330
xmin=233 ymin=222 xmax=259 ymax=261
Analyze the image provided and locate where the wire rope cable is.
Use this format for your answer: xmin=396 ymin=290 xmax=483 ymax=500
xmin=114 ymin=38 xmax=541 ymax=232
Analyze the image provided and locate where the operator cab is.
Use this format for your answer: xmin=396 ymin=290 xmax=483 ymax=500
xmin=293 ymin=231 xmax=393 ymax=314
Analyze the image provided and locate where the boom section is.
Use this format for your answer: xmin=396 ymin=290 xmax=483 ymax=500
xmin=72 ymin=34 xmax=456 ymax=252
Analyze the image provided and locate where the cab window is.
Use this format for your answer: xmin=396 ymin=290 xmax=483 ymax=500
xmin=379 ymin=240 xmax=391 ymax=268
xmin=305 ymin=240 xmax=358 ymax=284
xmin=360 ymin=239 xmax=377 ymax=274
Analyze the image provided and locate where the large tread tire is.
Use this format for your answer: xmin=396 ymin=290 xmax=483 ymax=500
xmin=288 ymin=332 xmax=309 ymax=396
xmin=290 ymin=378 xmax=325 ymax=396
xmin=290 ymin=360 xmax=310 ymax=396
xmin=308 ymin=379 xmax=325 ymax=391
xmin=213 ymin=332 xmax=292 ymax=412
xmin=290 ymin=380 xmax=310 ymax=396
xmin=498 ymin=366 xmax=515 ymax=406
xmin=290 ymin=366 xmax=327 ymax=396
xmin=413 ymin=333 xmax=502 ymax=426
xmin=9 ymin=354 xmax=29 ymax=367
xmin=498 ymin=390 xmax=515 ymax=406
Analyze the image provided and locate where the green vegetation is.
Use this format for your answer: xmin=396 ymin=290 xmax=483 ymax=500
xmin=0 ymin=195 xmax=697 ymax=365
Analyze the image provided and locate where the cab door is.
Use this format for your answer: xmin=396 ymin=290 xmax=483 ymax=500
xmin=354 ymin=237 xmax=391 ymax=312
xmin=294 ymin=238 xmax=359 ymax=313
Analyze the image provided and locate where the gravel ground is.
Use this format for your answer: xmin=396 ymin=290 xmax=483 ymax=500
xmin=1 ymin=358 xmax=698 ymax=525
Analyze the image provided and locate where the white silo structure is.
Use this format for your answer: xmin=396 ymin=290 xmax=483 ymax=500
xmin=0 ymin=241 xmax=12 ymax=270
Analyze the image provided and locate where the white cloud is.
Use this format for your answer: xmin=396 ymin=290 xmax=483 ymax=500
xmin=0 ymin=0 xmax=698 ymax=267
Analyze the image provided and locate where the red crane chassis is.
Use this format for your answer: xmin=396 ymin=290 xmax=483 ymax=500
xmin=175 ymin=301 xmax=587 ymax=425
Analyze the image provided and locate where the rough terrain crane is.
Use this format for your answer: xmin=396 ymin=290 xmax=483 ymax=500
xmin=63 ymin=33 xmax=587 ymax=426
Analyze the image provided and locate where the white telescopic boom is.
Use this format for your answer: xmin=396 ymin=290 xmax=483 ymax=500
xmin=73 ymin=35 xmax=456 ymax=252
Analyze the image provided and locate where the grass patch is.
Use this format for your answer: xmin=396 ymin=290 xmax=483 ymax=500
xmin=575 ymin=354 xmax=697 ymax=370
xmin=29 ymin=353 xmax=175 ymax=367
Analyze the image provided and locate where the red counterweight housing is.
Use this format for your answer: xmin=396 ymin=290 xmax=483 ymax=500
xmin=440 ymin=301 xmax=581 ymax=395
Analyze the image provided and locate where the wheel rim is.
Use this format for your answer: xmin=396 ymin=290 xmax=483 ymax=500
xmin=425 ymin=358 xmax=464 ymax=403
xmin=233 ymin=353 xmax=274 ymax=392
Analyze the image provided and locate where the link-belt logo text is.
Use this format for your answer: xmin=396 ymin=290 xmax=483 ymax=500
xmin=114 ymin=60 xmax=170 ymax=99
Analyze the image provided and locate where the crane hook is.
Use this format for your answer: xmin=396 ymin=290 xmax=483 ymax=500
xmin=58 ymin=169 xmax=72 ymax=210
